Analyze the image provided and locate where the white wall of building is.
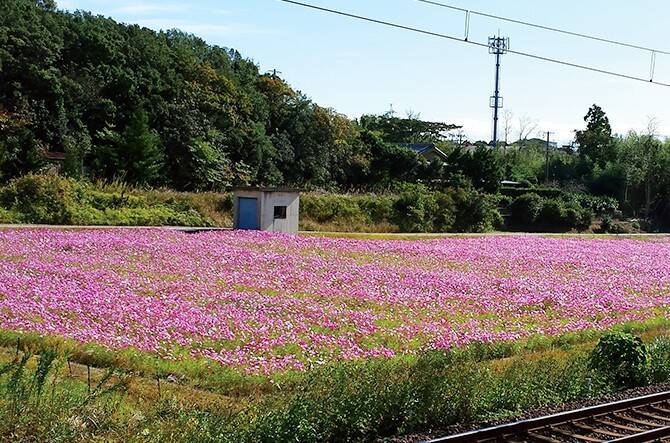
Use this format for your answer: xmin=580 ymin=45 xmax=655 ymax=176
xmin=233 ymin=189 xmax=300 ymax=233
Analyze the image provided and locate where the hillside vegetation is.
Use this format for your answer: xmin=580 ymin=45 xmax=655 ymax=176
xmin=0 ymin=0 xmax=458 ymax=192
xmin=0 ymin=173 xmax=622 ymax=233
xmin=3 ymin=1 xmax=670 ymax=233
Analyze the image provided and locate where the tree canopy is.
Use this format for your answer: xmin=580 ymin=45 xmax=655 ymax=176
xmin=0 ymin=0 xmax=462 ymax=191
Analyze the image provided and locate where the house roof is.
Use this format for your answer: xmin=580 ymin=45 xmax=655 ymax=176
xmin=43 ymin=151 xmax=66 ymax=161
xmin=400 ymin=143 xmax=435 ymax=154
xmin=399 ymin=143 xmax=449 ymax=160
xmin=232 ymin=186 xmax=301 ymax=193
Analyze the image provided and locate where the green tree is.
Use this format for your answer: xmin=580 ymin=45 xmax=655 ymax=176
xmin=94 ymin=109 xmax=164 ymax=185
xmin=359 ymin=112 xmax=460 ymax=144
xmin=120 ymin=109 xmax=164 ymax=184
xmin=186 ymin=132 xmax=232 ymax=191
xmin=575 ymin=105 xmax=615 ymax=168
xmin=62 ymin=124 xmax=91 ymax=179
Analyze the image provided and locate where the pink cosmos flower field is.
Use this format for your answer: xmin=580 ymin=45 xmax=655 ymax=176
xmin=0 ymin=229 xmax=669 ymax=374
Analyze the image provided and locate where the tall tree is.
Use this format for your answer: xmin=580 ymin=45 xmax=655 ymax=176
xmin=94 ymin=109 xmax=164 ymax=185
xmin=359 ymin=112 xmax=461 ymax=144
xmin=575 ymin=104 xmax=615 ymax=168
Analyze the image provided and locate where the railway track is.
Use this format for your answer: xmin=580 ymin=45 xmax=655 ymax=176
xmin=427 ymin=391 xmax=670 ymax=442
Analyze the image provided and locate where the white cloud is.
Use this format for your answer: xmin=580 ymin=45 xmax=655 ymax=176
xmin=112 ymin=3 xmax=231 ymax=15
xmin=134 ymin=18 xmax=274 ymax=37
xmin=113 ymin=4 xmax=185 ymax=14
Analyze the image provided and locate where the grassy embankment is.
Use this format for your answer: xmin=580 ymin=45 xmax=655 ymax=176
xmin=1 ymin=319 xmax=670 ymax=441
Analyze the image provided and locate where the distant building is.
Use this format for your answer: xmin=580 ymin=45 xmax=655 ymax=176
xmin=399 ymin=143 xmax=449 ymax=162
xmin=500 ymin=180 xmax=523 ymax=187
xmin=43 ymin=151 xmax=66 ymax=161
xmin=233 ymin=187 xmax=300 ymax=233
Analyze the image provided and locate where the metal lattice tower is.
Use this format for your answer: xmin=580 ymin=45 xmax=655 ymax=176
xmin=489 ymin=35 xmax=509 ymax=148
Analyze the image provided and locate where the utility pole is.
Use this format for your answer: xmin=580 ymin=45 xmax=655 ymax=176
xmin=489 ymin=35 xmax=509 ymax=148
xmin=544 ymin=131 xmax=554 ymax=183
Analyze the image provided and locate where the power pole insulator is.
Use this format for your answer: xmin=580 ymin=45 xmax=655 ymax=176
xmin=489 ymin=36 xmax=509 ymax=149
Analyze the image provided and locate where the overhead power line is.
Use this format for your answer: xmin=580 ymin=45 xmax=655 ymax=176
xmin=276 ymin=0 xmax=670 ymax=87
xmin=416 ymin=0 xmax=670 ymax=56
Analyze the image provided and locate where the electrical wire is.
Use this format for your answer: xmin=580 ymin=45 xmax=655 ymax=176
xmin=276 ymin=0 xmax=670 ymax=88
xmin=416 ymin=0 xmax=670 ymax=56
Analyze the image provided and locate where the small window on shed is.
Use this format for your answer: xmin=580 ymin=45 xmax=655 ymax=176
xmin=273 ymin=205 xmax=287 ymax=220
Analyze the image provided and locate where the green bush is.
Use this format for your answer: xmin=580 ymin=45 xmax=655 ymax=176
xmin=537 ymin=199 xmax=565 ymax=226
xmin=509 ymin=193 xmax=592 ymax=231
xmin=390 ymin=185 xmax=501 ymax=233
xmin=600 ymin=214 xmax=614 ymax=233
xmin=451 ymin=189 xmax=503 ymax=232
xmin=509 ymin=193 xmax=542 ymax=226
xmin=0 ymin=174 xmax=212 ymax=227
xmin=589 ymin=332 xmax=649 ymax=388
xmin=0 ymin=173 xmax=82 ymax=224
xmin=565 ymin=205 xmax=593 ymax=230
xmin=648 ymin=337 xmax=670 ymax=383
xmin=393 ymin=186 xmax=436 ymax=233
xmin=563 ymin=193 xmax=618 ymax=216
xmin=0 ymin=208 xmax=20 ymax=223
xmin=301 ymin=186 xmax=500 ymax=234
xmin=300 ymin=193 xmax=396 ymax=232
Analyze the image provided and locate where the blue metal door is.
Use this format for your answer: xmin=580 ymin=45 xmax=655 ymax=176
xmin=237 ymin=197 xmax=259 ymax=230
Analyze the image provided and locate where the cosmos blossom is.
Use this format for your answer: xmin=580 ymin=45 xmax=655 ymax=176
xmin=0 ymin=229 xmax=668 ymax=374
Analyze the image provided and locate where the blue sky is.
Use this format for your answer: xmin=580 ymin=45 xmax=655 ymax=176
xmin=58 ymin=0 xmax=670 ymax=144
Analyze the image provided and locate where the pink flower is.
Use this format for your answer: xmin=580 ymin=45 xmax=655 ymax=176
xmin=0 ymin=229 xmax=668 ymax=374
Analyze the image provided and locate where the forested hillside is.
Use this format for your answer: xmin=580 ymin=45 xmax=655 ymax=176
xmin=1 ymin=0 xmax=457 ymax=190
xmin=3 ymin=0 xmax=670 ymax=232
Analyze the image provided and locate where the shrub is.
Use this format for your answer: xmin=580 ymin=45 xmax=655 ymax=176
xmin=509 ymin=193 xmax=542 ymax=226
xmin=648 ymin=337 xmax=670 ymax=383
xmin=0 ymin=173 xmax=81 ymax=224
xmin=589 ymin=332 xmax=649 ymax=388
xmin=451 ymin=189 xmax=502 ymax=232
xmin=0 ymin=174 xmax=212 ymax=227
xmin=431 ymin=191 xmax=457 ymax=232
xmin=300 ymin=193 xmax=396 ymax=232
xmin=391 ymin=186 xmax=501 ymax=233
xmin=601 ymin=214 xmax=614 ymax=233
xmin=561 ymin=201 xmax=593 ymax=230
xmin=393 ymin=186 xmax=436 ymax=233
xmin=537 ymin=199 xmax=565 ymax=226
xmin=509 ymin=194 xmax=592 ymax=231
xmin=585 ymin=196 xmax=617 ymax=216
xmin=0 ymin=208 xmax=20 ymax=223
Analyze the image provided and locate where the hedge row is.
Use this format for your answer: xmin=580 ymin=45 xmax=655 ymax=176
xmin=0 ymin=174 xmax=212 ymax=226
xmin=508 ymin=193 xmax=594 ymax=231
xmin=301 ymin=185 xmax=502 ymax=233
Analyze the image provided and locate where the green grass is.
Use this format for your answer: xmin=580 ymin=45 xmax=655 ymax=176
xmin=2 ymin=326 xmax=670 ymax=442
xmin=1 ymin=317 xmax=669 ymax=412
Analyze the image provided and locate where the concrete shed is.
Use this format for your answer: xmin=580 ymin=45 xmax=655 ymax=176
xmin=232 ymin=187 xmax=300 ymax=233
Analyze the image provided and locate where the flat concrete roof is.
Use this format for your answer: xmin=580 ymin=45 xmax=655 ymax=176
xmin=232 ymin=187 xmax=301 ymax=193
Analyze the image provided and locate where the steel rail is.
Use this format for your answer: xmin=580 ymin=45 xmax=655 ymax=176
xmin=426 ymin=390 xmax=670 ymax=443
